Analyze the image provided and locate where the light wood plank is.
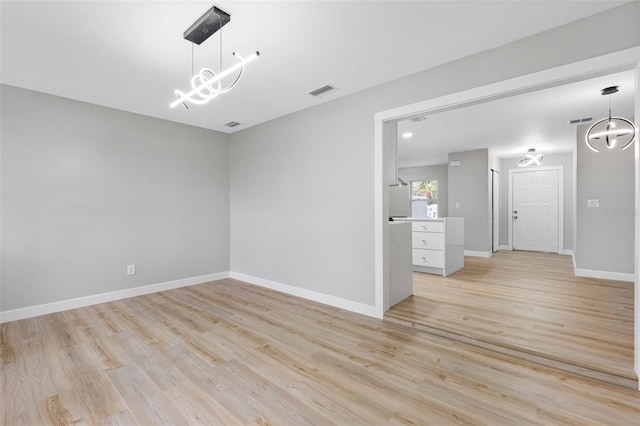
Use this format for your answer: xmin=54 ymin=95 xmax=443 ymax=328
xmin=1 ymin=274 xmax=639 ymax=425
xmin=386 ymin=250 xmax=636 ymax=386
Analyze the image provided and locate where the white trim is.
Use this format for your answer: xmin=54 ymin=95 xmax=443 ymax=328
xmin=634 ymin=60 xmax=640 ymax=388
xmin=499 ymin=245 xmax=512 ymax=251
xmin=559 ymin=249 xmax=574 ymax=256
xmin=575 ymin=268 xmax=635 ymax=283
xmin=374 ymin=119 xmax=385 ymax=319
xmin=230 ymin=272 xmax=377 ymax=318
xmin=508 ymin=165 xmax=564 ymax=253
xmin=464 ymin=250 xmax=492 ymax=258
xmin=375 ymin=47 xmax=640 ymax=122
xmin=0 ymin=272 xmax=231 ymax=323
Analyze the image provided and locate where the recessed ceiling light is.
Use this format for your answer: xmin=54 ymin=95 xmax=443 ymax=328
xmin=402 ymin=132 xmax=413 ymax=139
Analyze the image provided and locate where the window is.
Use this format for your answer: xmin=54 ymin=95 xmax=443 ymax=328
xmin=411 ymin=180 xmax=438 ymax=218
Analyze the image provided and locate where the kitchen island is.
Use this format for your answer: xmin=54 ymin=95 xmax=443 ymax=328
xmin=395 ymin=217 xmax=464 ymax=276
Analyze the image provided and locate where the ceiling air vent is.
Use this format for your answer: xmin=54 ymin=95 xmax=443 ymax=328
xmin=308 ymin=84 xmax=338 ymax=98
xmin=225 ymin=121 xmax=241 ymax=128
xmin=568 ymin=117 xmax=592 ymax=125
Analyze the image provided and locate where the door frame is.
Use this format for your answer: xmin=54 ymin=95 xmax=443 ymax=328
xmin=508 ymin=165 xmax=563 ymax=253
xmin=491 ymin=169 xmax=500 ymax=253
xmin=373 ymin=47 xmax=640 ymax=387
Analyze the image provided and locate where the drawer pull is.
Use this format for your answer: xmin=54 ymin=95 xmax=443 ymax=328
xmin=422 ymin=240 xmax=427 ymax=245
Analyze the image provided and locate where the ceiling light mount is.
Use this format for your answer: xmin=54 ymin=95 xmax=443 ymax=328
xmin=170 ymin=5 xmax=259 ymax=109
xmin=183 ymin=6 xmax=230 ymax=45
xmin=585 ymin=85 xmax=636 ymax=152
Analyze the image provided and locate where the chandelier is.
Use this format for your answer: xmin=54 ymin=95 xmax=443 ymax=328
xmin=518 ymin=148 xmax=543 ymax=167
xmin=170 ymin=5 xmax=259 ymax=109
xmin=585 ymin=86 xmax=636 ymax=152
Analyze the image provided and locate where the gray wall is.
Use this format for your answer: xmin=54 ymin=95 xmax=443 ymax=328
xmin=500 ymin=152 xmax=574 ymax=251
xmin=1 ymin=85 xmax=231 ymax=311
xmin=575 ymin=124 xmax=635 ymax=273
xmin=399 ymin=165 xmax=449 ymax=217
xmin=448 ymin=149 xmax=490 ymax=253
xmin=229 ymin=2 xmax=639 ymax=306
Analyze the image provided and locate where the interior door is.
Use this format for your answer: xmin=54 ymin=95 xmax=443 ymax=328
xmin=512 ymin=169 xmax=559 ymax=252
xmin=492 ymin=170 xmax=500 ymax=252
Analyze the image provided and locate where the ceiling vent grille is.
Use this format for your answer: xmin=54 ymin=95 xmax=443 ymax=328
xmin=568 ymin=117 xmax=592 ymax=124
xmin=308 ymin=84 xmax=338 ymax=98
xmin=225 ymin=121 xmax=241 ymax=128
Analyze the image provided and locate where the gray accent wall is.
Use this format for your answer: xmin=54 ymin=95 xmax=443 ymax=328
xmin=229 ymin=2 xmax=639 ymax=307
xmin=575 ymin=124 xmax=635 ymax=273
xmin=399 ymin=165 xmax=449 ymax=217
xmin=448 ymin=149 xmax=490 ymax=253
xmin=499 ymin=152 xmax=574 ymax=251
xmin=1 ymin=85 xmax=231 ymax=311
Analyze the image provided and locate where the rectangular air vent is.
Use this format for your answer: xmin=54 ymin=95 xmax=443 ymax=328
xmin=568 ymin=117 xmax=592 ymax=125
xmin=308 ymin=84 xmax=338 ymax=98
xmin=225 ymin=121 xmax=241 ymax=128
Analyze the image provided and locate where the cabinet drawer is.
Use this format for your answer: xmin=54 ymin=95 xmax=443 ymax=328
xmin=412 ymin=232 xmax=444 ymax=250
xmin=412 ymin=249 xmax=444 ymax=268
xmin=411 ymin=221 xmax=444 ymax=233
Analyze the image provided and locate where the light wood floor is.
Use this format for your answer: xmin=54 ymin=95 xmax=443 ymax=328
xmin=2 ymin=277 xmax=640 ymax=425
xmin=386 ymin=250 xmax=636 ymax=388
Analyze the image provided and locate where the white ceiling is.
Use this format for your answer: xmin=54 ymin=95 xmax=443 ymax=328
xmin=396 ymin=70 xmax=636 ymax=168
xmin=0 ymin=1 xmax=630 ymax=133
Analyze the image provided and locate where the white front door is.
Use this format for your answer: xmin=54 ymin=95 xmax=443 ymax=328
xmin=512 ymin=169 xmax=559 ymax=252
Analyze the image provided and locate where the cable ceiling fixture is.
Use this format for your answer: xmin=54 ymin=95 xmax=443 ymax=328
xmin=585 ymin=86 xmax=636 ymax=152
xmin=170 ymin=5 xmax=259 ymax=109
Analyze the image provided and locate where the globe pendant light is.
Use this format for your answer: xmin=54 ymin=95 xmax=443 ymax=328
xmin=585 ymin=86 xmax=636 ymax=152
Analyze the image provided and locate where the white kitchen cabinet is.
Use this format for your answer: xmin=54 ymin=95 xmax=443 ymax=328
xmin=399 ymin=218 xmax=464 ymax=276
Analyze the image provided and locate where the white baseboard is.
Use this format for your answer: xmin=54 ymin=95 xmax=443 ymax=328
xmin=496 ymin=246 xmax=573 ymax=256
xmin=229 ymin=271 xmax=377 ymax=318
xmin=0 ymin=271 xmax=231 ymax=323
xmin=464 ymin=250 xmax=493 ymax=258
xmin=574 ymin=268 xmax=635 ymax=282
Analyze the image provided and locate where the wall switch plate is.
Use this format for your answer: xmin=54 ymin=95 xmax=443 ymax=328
xmin=127 ymin=264 xmax=136 ymax=275
xmin=455 ymin=202 xmax=461 ymax=208
xmin=587 ymin=199 xmax=599 ymax=208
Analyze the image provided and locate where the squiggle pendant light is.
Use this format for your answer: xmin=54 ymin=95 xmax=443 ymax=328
xmin=585 ymin=86 xmax=636 ymax=152
xmin=170 ymin=5 xmax=259 ymax=109
xmin=518 ymin=148 xmax=543 ymax=167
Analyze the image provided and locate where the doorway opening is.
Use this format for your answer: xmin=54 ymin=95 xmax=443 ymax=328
xmin=374 ymin=48 xmax=640 ymax=387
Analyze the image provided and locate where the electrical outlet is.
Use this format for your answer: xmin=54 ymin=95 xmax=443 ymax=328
xmin=587 ymin=199 xmax=599 ymax=208
xmin=127 ymin=264 xmax=136 ymax=276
